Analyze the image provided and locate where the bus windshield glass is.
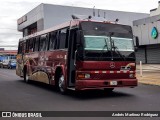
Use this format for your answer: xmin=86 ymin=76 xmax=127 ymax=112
xmin=84 ymin=35 xmax=111 ymax=51
xmin=111 ymin=37 xmax=134 ymax=51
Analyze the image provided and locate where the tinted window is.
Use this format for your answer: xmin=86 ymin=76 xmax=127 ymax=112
xmin=29 ymin=39 xmax=34 ymax=52
xmin=58 ymin=28 xmax=68 ymax=49
xmin=18 ymin=41 xmax=26 ymax=54
xmin=23 ymin=42 xmax=26 ymax=53
xmin=39 ymin=34 xmax=47 ymax=51
xmin=18 ymin=41 xmax=23 ymax=54
xmin=49 ymin=31 xmax=57 ymax=50
xmin=34 ymin=37 xmax=39 ymax=52
xmin=25 ymin=39 xmax=29 ymax=53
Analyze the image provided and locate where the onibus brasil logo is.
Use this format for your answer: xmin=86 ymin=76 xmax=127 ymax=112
xmin=151 ymin=27 xmax=158 ymax=39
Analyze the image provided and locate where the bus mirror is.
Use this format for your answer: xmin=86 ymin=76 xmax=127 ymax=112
xmin=135 ymin=36 xmax=139 ymax=47
xmin=135 ymin=46 xmax=138 ymax=52
xmin=134 ymin=36 xmax=139 ymax=52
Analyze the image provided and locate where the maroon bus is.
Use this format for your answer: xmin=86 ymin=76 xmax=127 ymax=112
xmin=16 ymin=19 xmax=138 ymax=94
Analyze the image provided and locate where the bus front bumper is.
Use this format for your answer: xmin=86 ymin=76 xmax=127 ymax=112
xmin=75 ymin=79 xmax=137 ymax=91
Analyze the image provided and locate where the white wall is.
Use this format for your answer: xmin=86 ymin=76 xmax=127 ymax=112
xmin=150 ymin=3 xmax=160 ymax=16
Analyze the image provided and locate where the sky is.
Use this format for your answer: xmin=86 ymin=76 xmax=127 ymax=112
xmin=0 ymin=0 xmax=159 ymax=50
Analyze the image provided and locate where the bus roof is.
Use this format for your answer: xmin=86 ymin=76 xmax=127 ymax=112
xmin=19 ymin=19 xmax=80 ymax=41
xmin=19 ymin=19 xmax=131 ymax=42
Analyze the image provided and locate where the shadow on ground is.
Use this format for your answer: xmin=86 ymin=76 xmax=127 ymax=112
xmin=17 ymin=79 xmax=134 ymax=100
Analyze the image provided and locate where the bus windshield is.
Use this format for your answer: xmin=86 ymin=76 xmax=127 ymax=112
xmin=84 ymin=35 xmax=111 ymax=51
xmin=84 ymin=35 xmax=134 ymax=52
xmin=81 ymin=34 xmax=135 ymax=61
xmin=112 ymin=37 xmax=134 ymax=51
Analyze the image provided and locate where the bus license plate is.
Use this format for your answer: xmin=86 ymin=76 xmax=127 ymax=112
xmin=110 ymin=81 xmax=117 ymax=85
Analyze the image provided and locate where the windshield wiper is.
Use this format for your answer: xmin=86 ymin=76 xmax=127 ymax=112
xmin=98 ymin=38 xmax=109 ymax=60
xmin=112 ymin=45 xmax=125 ymax=61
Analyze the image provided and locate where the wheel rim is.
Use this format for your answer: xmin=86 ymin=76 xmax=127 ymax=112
xmin=58 ymin=75 xmax=65 ymax=92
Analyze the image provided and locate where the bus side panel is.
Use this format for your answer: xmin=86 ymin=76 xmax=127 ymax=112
xmin=45 ymin=50 xmax=67 ymax=85
xmin=25 ymin=51 xmax=49 ymax=84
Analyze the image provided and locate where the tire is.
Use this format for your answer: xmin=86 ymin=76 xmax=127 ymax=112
xmin=58 ymin=73 xmax=67 ymax=94
xmin=23 ymin=68 xmax=29 ymax=83
xmin=104 ymin=88 xmax=114 ymax=92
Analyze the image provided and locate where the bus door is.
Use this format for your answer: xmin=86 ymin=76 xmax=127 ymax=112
xmin=67 ymin=28 xmax=77 ymax=87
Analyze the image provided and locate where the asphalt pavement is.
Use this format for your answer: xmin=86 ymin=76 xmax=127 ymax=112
xmin=0 ymin=68 xmax=160 ymax=120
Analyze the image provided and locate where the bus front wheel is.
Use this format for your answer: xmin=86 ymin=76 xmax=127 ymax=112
xmin=104 ymin=88 xmax=114 ymax=93
xmin=58 ymin=74 xmax=67 ymax=94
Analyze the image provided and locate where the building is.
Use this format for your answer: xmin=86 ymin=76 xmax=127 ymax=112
xmin=17 ymin=3 xmax=148 ymax=37
xmin=0 ymin=50 xmax=17 ymax=55
xmin=0 ymin=48 xmax=4 ymax=51
xmin=133 ymin=1 xmax=160 ymax=64
xmin=0 ymin=50 xmax=17 ymax=62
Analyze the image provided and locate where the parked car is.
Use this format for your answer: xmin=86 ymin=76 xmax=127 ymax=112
xmin=2 ymin=60 xmax=10 ymax=68
xmin=8 ymin=60 xmax=16 ymax=69
xmin=0 ymin=60 xmax=2 ymax=68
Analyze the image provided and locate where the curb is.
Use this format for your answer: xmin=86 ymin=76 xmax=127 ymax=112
xmin=138 ymin=81 xmax=160 ymax=86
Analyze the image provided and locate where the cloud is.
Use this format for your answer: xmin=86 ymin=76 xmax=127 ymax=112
xmin=0 ymin=0 xmax=159 ymax=50
xmin=0 ymin=1 xmax=38 ymax=50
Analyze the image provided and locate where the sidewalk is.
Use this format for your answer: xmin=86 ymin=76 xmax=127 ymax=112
xmin=136 ymin=64 xmax=160 ymax=86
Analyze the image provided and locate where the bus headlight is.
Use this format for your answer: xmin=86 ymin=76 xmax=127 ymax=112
xmin=129 ymin=74 xmax=134 ymax=78
xmin=85 ymin=74 xmax=90 ymax=79
xmin=77 ymin=73 xmax=90 ymax=79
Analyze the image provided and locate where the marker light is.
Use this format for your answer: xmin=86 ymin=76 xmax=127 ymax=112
xmin=77 ymin=74 xmax=90 ymax=79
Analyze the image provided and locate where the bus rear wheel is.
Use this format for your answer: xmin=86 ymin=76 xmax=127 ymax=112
xmin=58 ymin=74 xmax=67 ymax=94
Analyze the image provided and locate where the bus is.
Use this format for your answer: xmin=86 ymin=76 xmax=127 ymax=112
xmin=16 ymin=19 xmax=139 ymax=94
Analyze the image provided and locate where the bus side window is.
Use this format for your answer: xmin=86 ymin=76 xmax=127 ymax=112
xmin=18 ymin=42 xmax=23 ymax=54
xmin=25 ymin=39 xmax=30 ymax=53
xmin=40 ymin=34 xmax=47 ymax=51
xmin=46 ymin=34 xmax=49 ymax=51
xmin=49 ymin=31 xmax=57 ymax=50
xmin=29 ymin=38 xmax=34 ymax=52
xmin=58 ymin=28 xmax=67 ymax=49
xmin=23 ymin=42 xmax=26 ymax=54
xmin=34 ymin=37 xmax=40 ymax=52
xmin=32 ymin=37 xmax=36 ymax=52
